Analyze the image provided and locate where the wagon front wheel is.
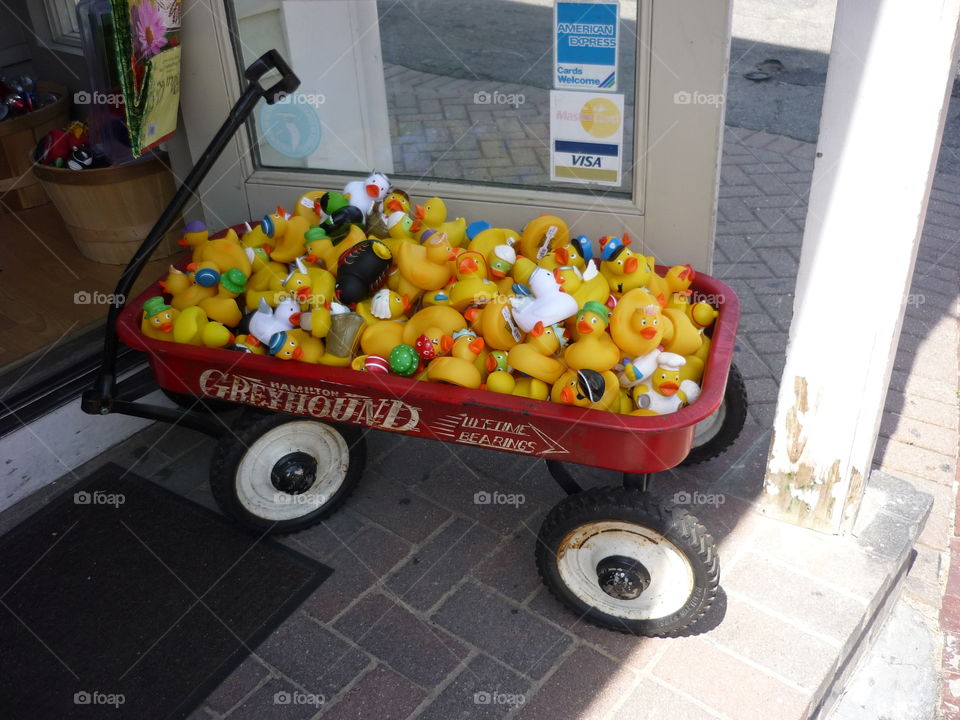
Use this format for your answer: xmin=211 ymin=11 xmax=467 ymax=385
xmin=210 ymin=412 xmax=365 ymax=533
xmin=536 ymin=487 xmax=718 ymax=636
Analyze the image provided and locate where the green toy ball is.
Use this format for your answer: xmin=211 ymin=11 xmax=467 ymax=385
xmin=389 ymin=344 xmax=419 ymax=376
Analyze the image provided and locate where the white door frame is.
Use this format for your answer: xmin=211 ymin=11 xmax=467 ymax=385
xmin=175 ymin=0 xmax=731 ymax=270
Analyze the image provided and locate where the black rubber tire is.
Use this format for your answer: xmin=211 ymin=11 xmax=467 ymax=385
xmin=679 ymin=362 xmax=748 ymax=466
xmin=536 ymin=487 xmax=719 ymax=636
xmin=161 ymin=388 xmax=235 ymax=415
xmin=209 ymin=411 xmax=366 ymax=534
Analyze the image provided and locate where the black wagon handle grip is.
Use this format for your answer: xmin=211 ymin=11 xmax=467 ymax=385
xmin=83 ymin=50 xmax=298 ymax=414
xmin=245 ymin=49 xmax=301 ymax=104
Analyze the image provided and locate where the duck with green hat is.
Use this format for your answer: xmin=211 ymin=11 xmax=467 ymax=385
xmin=140 ymin=296 xmax=180 ymax=342
xmin=199 ymin=268 xmax=248 ymax=327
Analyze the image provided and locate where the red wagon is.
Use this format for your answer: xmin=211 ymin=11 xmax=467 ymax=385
xmin=84 ymin=52 xmax=747 ymax=637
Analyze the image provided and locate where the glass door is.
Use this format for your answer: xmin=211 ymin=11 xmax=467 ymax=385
xmin=177 ymin=0 xmax=729 ymax=270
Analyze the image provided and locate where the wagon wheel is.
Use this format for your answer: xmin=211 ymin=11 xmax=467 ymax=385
xmin=209 ymin=410 xmax=365 ymax=533
xmin=679 ymin=362 xmax=748 ymax=466
xmin=536 ymin=487 xmax=718 ymax=636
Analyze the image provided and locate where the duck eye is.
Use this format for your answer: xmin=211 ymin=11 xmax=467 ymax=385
xmin=653 ymin=319 xmax=658 ymax=326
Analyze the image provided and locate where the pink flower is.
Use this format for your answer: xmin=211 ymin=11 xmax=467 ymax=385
xmin=132 ymin=1 xmax=168 ymax=59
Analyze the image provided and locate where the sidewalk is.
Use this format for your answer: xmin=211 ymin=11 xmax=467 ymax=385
xmin=2 ymin=111 xmax=953 ymax=719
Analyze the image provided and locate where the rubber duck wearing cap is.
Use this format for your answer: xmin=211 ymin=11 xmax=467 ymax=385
xmin=507 ymin=322 xmax=567 ymax=384
xmin=177 ymin=220 xmax=209 ymax=260
xmin=598 ymin=235 xmax=650 ymax=297
xmin=539 ymin=235 xmax=592 ymax=273
xmin=563 ymin=301 xmax=620 ymax=372
xmin=609 ymin=287 xmax=665 ymax=358
xmin=141 ymin=297 xmax=180 ymax=341
xmin=199 ymin=268 xmax=247 ymax=327
xmin=467 ymin=227 xmax=520 ymax=278
xmin=170 ymin=271 xmax=216 ymax=310
xmin=551 ymin=368 xmax=619 ymax=411
xmin=630 ymin=352 xmax=702 ymax=416
xmin=268 ymin=328 xmax=324 ymax=363
xmin=302 ymin=224 xmax=363 ymax=274
xmin=316 ymin=191 xmax=366 ymax=241
xmin=188 ymin=228 xmax=252 ymax=288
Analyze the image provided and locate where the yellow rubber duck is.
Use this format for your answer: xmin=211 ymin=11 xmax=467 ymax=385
xmin=412 ymin=197 xmax=467 ymax=246
xmin=357 ymin=288 xmax=411 ymax=325
xmin=448 ymin=251 xmax=500 ymax=311
xmin=140 ymin=297 xmax=179 ymax=342
xmin=198 ymin=268 xmax=247 ymax=327
xmin=507 ymin=322 xmax=567 ymax=384
xmin=384 ymin=189 xmax=412 ymax=215
xmin=552 ymin=263 xmax=610 ymax=308
xmin=303 ymin=225 xmax=366 ymax=274
xmin=467 ymin=300 xmax=524 ymax=350
xmin=512 ymin=377 xmax=550 ymax=401
xmin=427 ymin=330 xmax=485 ymax=388
xmin=401 ymin=305 xmax=466 ymax=346
xmin=293 ymin=191 xmax=327 ymax=225
xmin=188 ymin=228 xmax=252 ymax=286
xmin=170 ymin=273 xmax=216 ymax=310
xmin=609 ymin=287 xmax=665 ymax=358
xmin=395 ymin=232 xmax=458 ymax=295
xmin=158 ymin=265 xmax=190 ymax=296
xmin=551 ymin=368 xmax=619 ymax=412
xmin=468 ymin=227 xmax=520 ymax=278
xmin=172 ymin=306 xmax=235 ymax=348
xmin=660 ymin=307 xmax=704 ymax=356
xmin=177 ymin=221 xmax=210 ymax=260
xmin=519 ymin=214 xmax=569 ymax=260
xmin=269 ymin=213 xmax=311 ymax=264
xmin=268 ymin=328 xmax=324 ymax=363
xmin=598 ymin=236 xmax=651 ymax=297
xmin=563 ymin=302 xmax=620 ymax=372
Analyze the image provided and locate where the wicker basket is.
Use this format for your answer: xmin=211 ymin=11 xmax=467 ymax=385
xmin=0 ymin=82 xmax=69 ymax=210
xmin=33 ymin=153 xmax=181 ymax=265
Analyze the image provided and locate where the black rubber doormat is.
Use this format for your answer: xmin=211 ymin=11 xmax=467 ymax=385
xmin=0 ymin=462 xmax=332 ymax=720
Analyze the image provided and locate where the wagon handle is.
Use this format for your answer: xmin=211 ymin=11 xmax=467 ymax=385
xmin=82 ymin=50 xmax=300 ymax=415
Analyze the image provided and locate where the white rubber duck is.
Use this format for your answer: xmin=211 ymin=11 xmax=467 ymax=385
xmin=249 ymin=295 xmax=300 ymax=345
xmin=509 ymin=266 xmax=578 ymax=334
xmin=342 ymin=171 xmax=391 ymax=217
xmin=633 ymin=352 xmax=702 ymax=414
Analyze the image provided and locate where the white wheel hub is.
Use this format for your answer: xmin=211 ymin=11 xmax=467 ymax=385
xmin=236 ymin=421 xmax=349 ymax=521
xmin=692 ymin=400 xmax=727 ymax=448
xmin=556 ymin=521 xmax=695 ymax=620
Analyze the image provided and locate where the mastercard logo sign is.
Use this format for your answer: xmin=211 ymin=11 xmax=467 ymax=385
xmin=579 ymin=97 xmax=621 ymax=138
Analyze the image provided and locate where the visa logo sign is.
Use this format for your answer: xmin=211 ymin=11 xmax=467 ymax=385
xmin=571 ymin=155 xmax=602 ymax=167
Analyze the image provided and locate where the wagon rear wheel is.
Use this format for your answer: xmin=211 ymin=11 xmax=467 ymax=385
xmin=209 ymin=411 xmax=365 ymax=533
xmin=536 ymin=487 xmax=718 ymax=636
xmin=679 ymin=362 xmax=748 ymax=466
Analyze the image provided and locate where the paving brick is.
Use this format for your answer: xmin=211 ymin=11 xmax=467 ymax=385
xmin=203 ymin=656 xmax=271 ymax=715
xmin=749 ymin=402 xmax=776 ymax=428
xmin=707 ymin=595 xmax=839 ymax=691
xmin=344 ymin=467 xmax=452 ymax=543
xmin=617 ymin=678 xmax=719 ymax=719
xmin=757 ymin=247 xmax=799 ymax=277
xmin=283 ymin=510 xmax=365 ymax=561
xmin=473 ymin=536 xmax=542 ymax=603
xmin=874 ymin=438 xmax=956 ymax=486
xmin=385 ymin=516 xmax=499 ymax=611
xmin=652 ymin=638 xmax=809 ymax=719
xmin=747 ymin=332 xmax=787 ymax=356
xmin=255 ymin=614 xmax=369 ymax=699
xmin=335 ymin=592 xmax=469 ymax=687
xmin=323 ymin=664 xmax=426 ymax=720
xmin=738 ymin=312 xmax=780 ymax=334
xmin=724 ymin=548 xmax=870 ymax=641
xmin=880 ymin=411 xmax=958 ymax=458
xmin=301 ymin=524 xmax=410 ymax=622
xmin=417 ymin=460 xmax=542 ymax=535
xmin=517 ymin=646 xmax=637 ymax=720
xmin=228 ymin=678 xmax=321 ymax=720
xmin=418 ymin=653 xmax=531 ymax=720
xmin=732 ymin=344 xmax=777 ymax=381
xmin=525 ymin=585 xmax=670 ymax=671
xmin=747 ymin=277 xmax=798 ymax=295
xmin=432 ymin=581 xmax=572 ymax=678
xmin=712 ymin=261 xmax=771 ymax=280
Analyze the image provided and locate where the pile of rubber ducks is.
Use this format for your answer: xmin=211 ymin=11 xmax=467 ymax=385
xmin=140 ymin=172 xmax=720 ymax=416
